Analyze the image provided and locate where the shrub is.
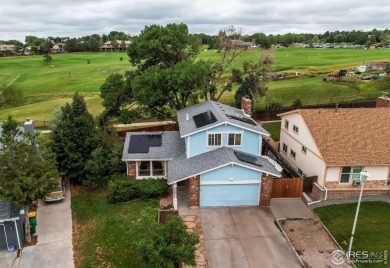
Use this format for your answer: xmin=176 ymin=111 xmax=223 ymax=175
xmin=108 ymin=176 xmax=168 ymax=203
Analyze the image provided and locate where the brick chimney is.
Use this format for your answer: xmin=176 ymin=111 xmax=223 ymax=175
xmin=376 ymin=96 xmax=390 ymax=107
xmin=241 ymin=96 xmax=252 ymax=116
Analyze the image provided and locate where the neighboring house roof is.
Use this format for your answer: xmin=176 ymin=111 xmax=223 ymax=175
xmin=177 ymin=100 xmax=269 ymax=137
xmin=0 ymin=201 xmax=20 ymax=223
xmin=279 ymin=108 xmax=390 ymax=166
xmin=167 ymin=147 xmax=281 ymax=184
xmin=122 ymin=131 xmax=185 ymax=160
xmin=0 ymin=119 xmax=36 ymax=149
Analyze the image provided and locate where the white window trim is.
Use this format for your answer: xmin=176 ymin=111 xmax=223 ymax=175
xmin=292 ymin=124 xmax=299 ymax=134
xmin=339 ymin=166 xmax=363 ymax=184
xmin=206 ymin=132 xmax=223 ymax=148
xmin=136 ymin=161 xmax=167 ymax=179
xmin=290 ymin=149 xmax=296 ymax=159
xmin=301 ymin=145 xmax=307 ymax=154
xmin=226 ymin=132 xmax=243 ymax=147
xmin=282 ymin=143 xmax=288 ymax=154
xmin=284 ymin=120 xmax=289 ymax=130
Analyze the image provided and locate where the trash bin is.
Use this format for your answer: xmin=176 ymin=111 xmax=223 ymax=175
xmin=29 ymin=216 xmax=37 ymax=235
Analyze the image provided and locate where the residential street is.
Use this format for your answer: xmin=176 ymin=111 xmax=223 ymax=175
xmin=2 ymin=179 xmax=74 ymax=268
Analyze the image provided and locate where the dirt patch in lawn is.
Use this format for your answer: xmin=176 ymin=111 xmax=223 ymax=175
xmin=280 ymin=218 xmax=352 ymax=268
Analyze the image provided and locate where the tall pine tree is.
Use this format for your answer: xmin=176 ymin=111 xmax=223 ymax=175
xmin=51 ymin=93 xmax=100 ymax=183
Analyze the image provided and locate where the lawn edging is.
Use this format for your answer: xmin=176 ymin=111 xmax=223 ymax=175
xmin=307 ymin=204 xmax=357 ymax=268
xmin=275 ymin=218 xmax=306 ymax=267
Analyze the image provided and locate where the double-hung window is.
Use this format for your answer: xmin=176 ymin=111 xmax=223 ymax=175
xmin=284 ymin=120 xmax=289 ymax=130
xmin=282 ymin=143 xmax=288 ymax=153
xmin=293 ymin=125 xmax=299 ymax=134
xmin=228 ymin=133 xmax=242 ymax=146
xmin=340 ymin=166 xmax=362 ymax=183
xmin=208 ymin=133 xmax=222 ymax=147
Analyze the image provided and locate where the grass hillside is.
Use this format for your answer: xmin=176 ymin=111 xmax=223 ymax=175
xmin=0 ymin=48 xmax=388 ymax=121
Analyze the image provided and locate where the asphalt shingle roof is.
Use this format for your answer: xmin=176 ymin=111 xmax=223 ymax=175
xmin=279 ymin=108 xmax=390 ymax=166
xmin=122 ymin=131 xmax=185 ymax=160
xmin=0 ymin=201 xmax=20 ymax=222
xmin=167 ymin=147 xmax=281 ymax=184
xmin=177 ymin=100 xmax=269 ymax=137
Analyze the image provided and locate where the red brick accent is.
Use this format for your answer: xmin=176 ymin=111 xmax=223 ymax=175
xmin=259 ymin=174 xmax=273 ymax=206
xmin=187 ymin=176 xmax=200 ymax=208
xmin=376 ymin=97 xmax=390 ymax=107
xmin=241 ymin=96 xmax=252 ymax=116
xmin=127 ymin=161 xmax=136 ymax=177
xmin=312 ymin=182 xmax=390 ymax=200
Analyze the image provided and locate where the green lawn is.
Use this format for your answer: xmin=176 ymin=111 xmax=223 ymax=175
xmin=71 ymin=187 xmax=159 ymax=268
xmin=0 ymin=48 xmax=388 ymax=121
xmin=314 ymin=202 xmax=390 ymax=268
xmin=262 ymin=121 xmax=281 ymax=141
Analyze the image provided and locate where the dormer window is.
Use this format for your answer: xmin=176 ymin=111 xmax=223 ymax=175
xmin=208 ymin=133 xmax=222 ymax=147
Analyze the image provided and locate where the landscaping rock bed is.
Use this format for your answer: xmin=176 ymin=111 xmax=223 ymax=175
xmin=181 ymin=215 xmax=208 ymax=268
xmin=280 ymin=218 xmax=352 ymax=268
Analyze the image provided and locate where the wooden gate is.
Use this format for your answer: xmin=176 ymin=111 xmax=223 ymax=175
xmin=271 ymin=178 xmax=303 ymax=198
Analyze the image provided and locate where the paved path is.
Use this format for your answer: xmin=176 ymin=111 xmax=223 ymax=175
xmin=17 ymin=180 xmax=73 ymax=268
xmin=270 ymin=198 xmax=314 ymax=219
xmin=310 ymin=194 xmax=390 ymax=209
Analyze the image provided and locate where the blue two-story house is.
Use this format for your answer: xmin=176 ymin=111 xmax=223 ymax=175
xmin=122 ymin=98 xmax=281 ymax=209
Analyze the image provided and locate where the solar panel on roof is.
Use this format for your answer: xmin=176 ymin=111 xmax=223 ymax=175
xmin=128 ymin=134 xmax=162 ymax=153
xmin=193 ymin=110 xmax=217 ymax=128
xmin=226 ymin=114 xmax=256 ymax=125
xmin=234 ymin=151 xmax=262 ymax=167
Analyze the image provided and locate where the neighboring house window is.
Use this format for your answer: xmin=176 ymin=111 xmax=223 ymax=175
xmin=340 ymin=166 xmax=362 ymax=183
xmin=301 ymin=145 xmax=307 ymax=154
xmin=293 ymin=125 xmax=299 ymax=133
xmin=208 ymin=133 xmax=222 ymax=147
xmin=138 ymin=161 xmax=165 ymax=177
xmin=298 ymin=168 xmax=303 ymax=175
xmin=290 ymin=149 xmax=296 ymax=159
xmin=284 ymin=120 xmax=289 ymax=130
xmin=282 ymin=143 xmax=288 ymax=153
xmin=228 ymin=133 xmax=242 ymax=146
xmin=138 ymin=161 xmax=151 ymax=176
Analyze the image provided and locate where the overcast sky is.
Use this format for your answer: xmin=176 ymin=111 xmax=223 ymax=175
xmin=2 ymin=0 xmax=390 ymax=42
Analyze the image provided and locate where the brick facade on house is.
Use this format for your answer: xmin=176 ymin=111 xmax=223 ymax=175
xmin=325 ymin=180 xmax=387 ymax=189
xmin=259 ymin=174 xmax=273 ymax=206
xmin=127 ymin=161 xmax=136 ymax=177
xmin=312 ymin=182 xmax=390 ymax=200
xmin=241 ymin=96 xmax=252 ymax=115
xmin=187 ymin=176 xmax=200 ymax=208
xmin=376 ymin=96 xmax=390 ymax=108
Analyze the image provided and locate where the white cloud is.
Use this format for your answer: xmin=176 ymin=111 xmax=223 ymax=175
xmin=1 ymin=0 xmax=390 ymax=41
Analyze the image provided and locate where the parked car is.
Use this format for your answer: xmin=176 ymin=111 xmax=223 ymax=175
xmin=361 ymin=75 xmax=372 ymax=80
xmin=44 ymin=177 xmax=65 ymax=202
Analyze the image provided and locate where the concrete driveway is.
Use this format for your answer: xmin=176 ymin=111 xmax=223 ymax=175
xmin=2 ymin=179 xmax=74 ymax=268
xmin=200 ymin=206 xmax=303 ymax=268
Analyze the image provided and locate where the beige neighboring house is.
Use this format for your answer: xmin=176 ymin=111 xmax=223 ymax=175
xmin=0 ymin=44 xmax=15 ymax=52
xmin=278 ymin=107 xmax=390 ymax=200
xmin=19 ymin=46 xmax=33 ymax=55
xmin=50 ymin=43 xmax=66 ymax=54
xmin=100 ymin=40 xmax=131 ymax=52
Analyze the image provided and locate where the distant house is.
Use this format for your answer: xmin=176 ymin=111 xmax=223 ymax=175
xmin=229 ymin=40 xmax=254 ymax=50
xmin=50 ymin=43 xmax=66 ymax=54
xmin=0 ymin=44 xmax=15 ymax=53
xmin=18 ymin=46 xmax=33 ymax=56
xmin=362 ymin=61 xmax=390 ymax=71
xmin=0 ymin=119 xmax=36 ymax=251
xmin=100 ymin=40 xmax=131 ymax=52
xmin=122 ymin=98 xmax=282 ymax=209
xmin=278 ymin=108 xmax=390 ymax=200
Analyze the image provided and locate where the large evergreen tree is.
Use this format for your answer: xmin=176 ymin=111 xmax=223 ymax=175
xmin=51 ymin=93 xmax=100 ymax=183
xmin=0 ymin=116 xmax=58 ymax=209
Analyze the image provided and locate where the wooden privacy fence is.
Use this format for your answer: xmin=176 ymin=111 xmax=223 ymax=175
xmin=271 ymin=178 xmax=303 ymax=198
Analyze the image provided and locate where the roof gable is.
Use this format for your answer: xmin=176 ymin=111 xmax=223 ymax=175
xmin=177 ymin=101 xmax=269 ymax=137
